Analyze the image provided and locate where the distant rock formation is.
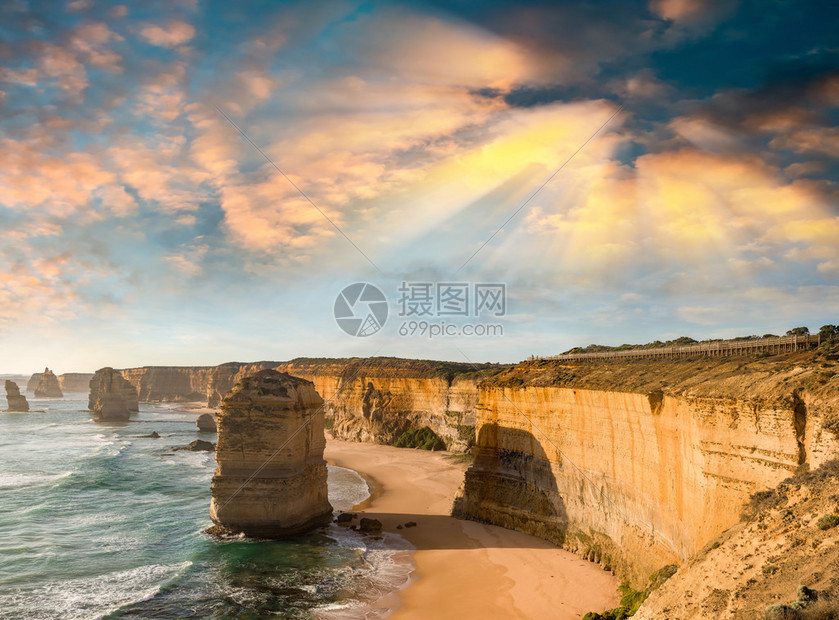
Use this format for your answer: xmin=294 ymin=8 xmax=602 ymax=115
xmin=89 ymin=367 xmax=139 ymax=422
xmin=175 ymin=439 xmax=215 ymax=452
xmin=120 ymin=366 xmax=214 ymax=402
xmin=88 ymin=369 xmax=139 ymax=413
xmin=4 ymin=380 xmax=29 ymax=412
xmin=33 ymin=368 xmax=62 ymax=398
xmin=209 ymin=369 xmax=332 ymax=538
xmin=196 ymin=413 xmax=217 ymax=432
xmin=58 ymin=373 xmax=94 ymax=393
xmin=206 ymin=362 xmax=280 ymax=408
xmin=26 ymin=372 xmax=42 ymax=392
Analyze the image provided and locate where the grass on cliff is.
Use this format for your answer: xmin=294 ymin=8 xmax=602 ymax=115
xmin=393 ymin=427 xmax=446 ymax=451
xmin=583 ymin=565 xmax=677 ymax=620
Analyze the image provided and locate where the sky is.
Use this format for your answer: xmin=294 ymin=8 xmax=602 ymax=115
xmin=0 ymin=0 xmax=838 ymax=373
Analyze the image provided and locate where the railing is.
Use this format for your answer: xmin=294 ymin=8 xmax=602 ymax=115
xmin=530 ymin=334 xmax=820 ymax=362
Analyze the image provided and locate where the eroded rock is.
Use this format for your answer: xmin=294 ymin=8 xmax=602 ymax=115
xmin=209 ymin=369 xmax=333 ymax=538
xmin=4 ymin=380 xmax=29 ymax=412
xmin=33 ymin=368 xmax=62 ymax=398
xmin=196 ymin=413 xmax=217 ymax=432
xmin=174 ymin=439 xmax=214 ymax=452
xmin=89 ymin=367 xmax=139 ymax=422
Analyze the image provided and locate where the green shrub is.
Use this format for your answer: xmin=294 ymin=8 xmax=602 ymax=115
xmin=393 ymin=427 xmax=446 ymax=451
xmin=817 ymin=514 xmax=839 ymax=530
xmin=583 ymin=566 xmax=677 ymax=619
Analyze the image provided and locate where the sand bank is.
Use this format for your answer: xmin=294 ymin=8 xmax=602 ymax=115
xmin=324 ymin=439 xmax=618 ymax=619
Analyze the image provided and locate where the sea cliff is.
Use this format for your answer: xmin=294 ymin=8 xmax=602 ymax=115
xmin=452 ymin=352 xmax=839 ymax=588
xmin=124 ymin=358 xmax=499 ymax=453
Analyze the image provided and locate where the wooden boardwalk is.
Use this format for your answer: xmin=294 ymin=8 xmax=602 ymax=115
xmin=532 ymin=334 xmax=820 ymax=362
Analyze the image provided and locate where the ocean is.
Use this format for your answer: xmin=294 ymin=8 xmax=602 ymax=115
xmin=0 ymin=393 xmax=413 ymax=619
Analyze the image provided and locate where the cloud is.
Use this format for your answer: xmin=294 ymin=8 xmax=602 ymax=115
xmin=139 ymin=20 xmax=196 ymax=48
xmin=70 ymin=22 xmax=123 ymax=72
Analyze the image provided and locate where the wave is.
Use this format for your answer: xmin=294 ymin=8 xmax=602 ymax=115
xmin=327 ymin=466 xmax=370 ymax=512
xmin=0 ymin=471 xmax=72 ymax=490
xmin=0 ymin=561 xmax=192 ymax=620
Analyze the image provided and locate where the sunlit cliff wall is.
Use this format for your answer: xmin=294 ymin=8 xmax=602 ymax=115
xmin=453 ymin=355 xmax=839 ymax=586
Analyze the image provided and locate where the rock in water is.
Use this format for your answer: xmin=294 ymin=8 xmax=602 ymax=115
xmin=33 ymin=368 xmax=62 ymax=398
xmin=209 ymin=369 xmax=333 ymax=538
xmin=4 ymin=381 xmax=30 ymax=412
xmin=174 ymin=439 xmax=215 ymax=452
xmin=196 ymin=413 xmax=217 ymax=432
xmin=88 ymin=368 xmax=139 ymax=413
xmin=89 ymin=367 xmax=138 ymax=422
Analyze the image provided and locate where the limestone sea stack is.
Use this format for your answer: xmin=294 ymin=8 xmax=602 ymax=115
xmin=33 ymin=368 xmax=62 ymax=398
xmin=196 ymin=413 xmax=217 ymax=432
xmin=89 ymin=367 xmax=139 ymax=422
xmin=88 ymin=369 xmax=139 ymax=413
xmin=4 ymin=381 xmax=30 ymax=412
xmin=209 ymin=369 xmax=333 ymax=537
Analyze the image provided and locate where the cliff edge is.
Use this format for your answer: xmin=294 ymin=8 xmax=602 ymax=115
xmin=454 ymin=351 xmax=839 ymax=588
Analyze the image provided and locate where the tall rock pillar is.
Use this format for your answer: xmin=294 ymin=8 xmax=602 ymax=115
xmin=4 ymin=381 xmax=30 ymax=412
xmin=209 ymin=369 xmax=333 ymax=537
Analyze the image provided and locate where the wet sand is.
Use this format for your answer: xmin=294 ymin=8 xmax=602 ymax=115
xmin=325 ymin=439 xmax=618 ymax=619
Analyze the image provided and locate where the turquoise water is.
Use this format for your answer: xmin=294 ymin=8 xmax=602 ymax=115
xmin=0 ymin=394 xmax=412 ymax=619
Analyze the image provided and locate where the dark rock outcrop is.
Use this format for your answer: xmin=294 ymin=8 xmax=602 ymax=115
xmin=209 ymin=369 xmax=332 ymax=538
xmin=33 ymin=368 xmax=62 ymax=398
xmin=4 ymin=381 xmax=29 ymax=412
xmin=196 ymin=413 xmax=217 ymax=432
xmin=174 ymin=439 xmax=214 ymax=452
xmin=358 ymin=517 xmax=383 ymax=535
xmin=89 ymin=367 xmax=138 ymax=422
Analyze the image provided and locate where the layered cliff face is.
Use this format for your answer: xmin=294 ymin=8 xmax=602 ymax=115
xmin=276 ymin=358 xmax=492 ymax=453
xmin=58 ymin=373 xmax=94 ymax=393
xmin=453 ymin=353 xmax=839 ymax=587
xmin=90 ymin=368 xmax=139 ymax=422
xmin=107 ymin=359 xmax=496 ymax=451
xmin=119 ymin=366 xmax=213 ymax=402
xmin=33 ymin=368 xmax=62 ymax=398
xmin=209 ymin=370 xmax=332 ymax=537
xmin=4 ymin=380 xmax=29 ymax=412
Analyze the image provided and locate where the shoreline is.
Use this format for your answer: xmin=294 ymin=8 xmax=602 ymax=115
xmin=324 ymin=438 xmax=619 ymax=619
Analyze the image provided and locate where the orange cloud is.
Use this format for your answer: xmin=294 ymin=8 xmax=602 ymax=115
xmin=139 ymin=20 xmax=195 ymax=48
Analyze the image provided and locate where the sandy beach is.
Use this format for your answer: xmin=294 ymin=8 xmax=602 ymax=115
xmin=324 ymin=439 xmax=618 ymax=619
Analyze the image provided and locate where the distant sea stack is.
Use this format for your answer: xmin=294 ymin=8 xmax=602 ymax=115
xmin=209 ymin=369 xmax=332 ymax=537
xmin=89 ymin=368 xmax=139 ymax=413
xmin=4 ymin=381 xmax=30 ymax=412
xmin=33 ymin=368 xmax=62 ymax=398
xmin=59 ymin=373 xmax=95 ymax=393
xmin=89 ymin=368 xmax=139 ymax=422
